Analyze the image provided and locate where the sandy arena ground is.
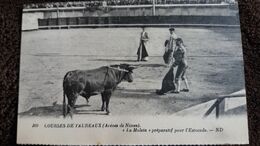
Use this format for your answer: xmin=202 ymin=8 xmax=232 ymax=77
xmin=18 ymin=27 xmax=245 ymax=117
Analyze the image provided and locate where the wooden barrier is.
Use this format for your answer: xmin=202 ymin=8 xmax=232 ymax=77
xmin=37 ymin=15 xmax=239 ymax=29
xmin=22 ymin=4 xmax=239 ymax=30
xmin=204 ymin=93 xmax=246 ymax=118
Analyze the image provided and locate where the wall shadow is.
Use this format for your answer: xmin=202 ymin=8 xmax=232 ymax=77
xmin=114 ymin=89 xmax=216 ymax=103
xmin=114 ymin=89 xmax=157 ymax=99
xmin=223 ymin=104 xmax=247 ymax=116
xmin=18 ymin=104 xmax=103 ymax=117
xmin=89 ymin=58 xmax=137 ymax=62
xmin=88 ymin=58 xmax=167 ymax=68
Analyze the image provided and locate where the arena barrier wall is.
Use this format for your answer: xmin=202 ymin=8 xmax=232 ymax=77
xmin=22 ymin=12 xmax=44 ymax=30
xmin=22 ymin=4 xmax=239 ymax=30
xmin=174 ymin=89 xmax=246 ymax=118
xmin=37 ymin=15 xmax=239 ymax=29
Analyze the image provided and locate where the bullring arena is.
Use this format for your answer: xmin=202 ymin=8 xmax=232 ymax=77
xmin=18 ymin=27 xmax=245 ymax=117
xmin=18 ymin=0 xmax=246 ymax=118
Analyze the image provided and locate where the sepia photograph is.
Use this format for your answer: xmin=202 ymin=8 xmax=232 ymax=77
xmin=17 ymin=0 xmax=249 ymax=145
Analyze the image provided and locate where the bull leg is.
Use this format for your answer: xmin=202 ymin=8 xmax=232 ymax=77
xmin=67 ymin=99 xmax=73 ymax=118
xmin=67 ymin=93 xmax=78 ymax=118
xmin=101 ymin=92 xmax=106 ymax=111
xmin=105 ymin=92 xmax=112 ymax=115
xmin=86 ymin=98 xmax=89 ymax=104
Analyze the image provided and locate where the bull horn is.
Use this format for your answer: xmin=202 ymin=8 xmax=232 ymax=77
xmin=129 ymin=65 xmax=140 ymax=69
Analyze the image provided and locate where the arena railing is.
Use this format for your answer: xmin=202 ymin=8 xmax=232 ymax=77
xmin=203 ymin=93 xmax=246 ymax=118
xmin=23 ymin=3 xmax=232 ymax=12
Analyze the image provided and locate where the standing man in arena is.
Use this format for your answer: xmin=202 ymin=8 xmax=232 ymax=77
xmin=137 ymin=27 xmax=149 ymax=61
xmin=156 ymin=27 xmax=179 ymax=95
xmin=163 ymin=27 xmax=178 ymax=66
xmin=172 ymin=38 xmax=189 ymax=93
xmin=156 ymin=37 xmax=190 ymax=95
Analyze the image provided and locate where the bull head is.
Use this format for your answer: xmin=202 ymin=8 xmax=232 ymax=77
xmin=119 ymin=64 xmax=139 ymax=73
xmin=112 ymin=64 xmax=138 ymax=83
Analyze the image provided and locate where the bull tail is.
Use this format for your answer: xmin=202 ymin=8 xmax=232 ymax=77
xmin=63 ymin=91 xmax=67 ymax=118
xmin=63 ymin=72 xmax=71 ymax=118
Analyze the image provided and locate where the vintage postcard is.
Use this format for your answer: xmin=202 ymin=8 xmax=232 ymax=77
xmin=17 ymin=0 xmax=248 ymax=145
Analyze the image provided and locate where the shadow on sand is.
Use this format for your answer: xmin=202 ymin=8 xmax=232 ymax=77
xmin=114 ymin=89 xmax=156 ymax=99
xmin=223 ymin=104 xmax=247 ymax=116
xmin=137 ymin=64 xmax=167 ymax=68
xmin=19 ymin=104 xmax=105 ymax=117
xmin=114 ymin=88 xmax=216 ymax=103
xmin=90 ymin=58 xmax=137 ymax=62
xmin=89 ymin=58 xmax=167 ymax=68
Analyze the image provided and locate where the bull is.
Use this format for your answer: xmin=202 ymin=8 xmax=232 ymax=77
xmin=63 ymin=64 xmax=135 ymax=117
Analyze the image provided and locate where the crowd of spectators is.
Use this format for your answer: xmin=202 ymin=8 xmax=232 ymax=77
xmin=24 ymin=2 xmax=98 ymax=9
xmin=24 ymin=0 xmax=236 ymax=9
